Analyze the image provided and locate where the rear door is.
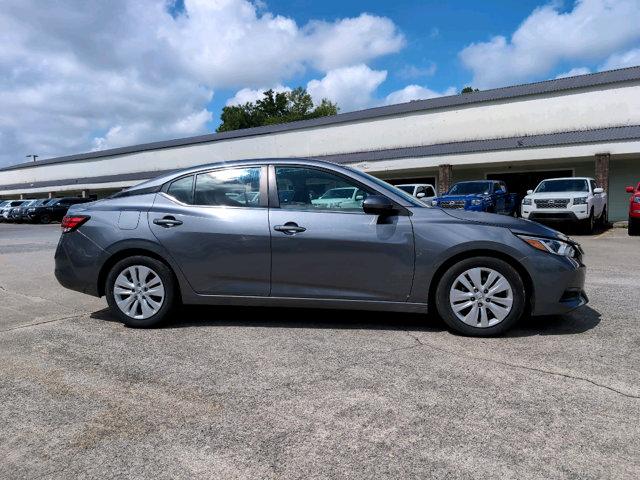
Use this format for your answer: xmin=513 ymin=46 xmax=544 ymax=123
xmin=268 ymin=165 xmax=415 ymax=302
xmin=149 ymin=166 xmax=271 ymax=296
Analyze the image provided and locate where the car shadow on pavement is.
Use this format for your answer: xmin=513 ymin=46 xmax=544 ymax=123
xmin=90 ymin=304 xmax=601 ymax=337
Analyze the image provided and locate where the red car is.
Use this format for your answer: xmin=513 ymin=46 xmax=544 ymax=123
xmin=626 ymin=183 xmax=640 ymax=236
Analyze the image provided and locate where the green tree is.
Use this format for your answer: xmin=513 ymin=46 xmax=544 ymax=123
xmin=217 ymin=88 xmax=338 ymax=132
xmin=460 ymin=86 xmax=479 ymax=94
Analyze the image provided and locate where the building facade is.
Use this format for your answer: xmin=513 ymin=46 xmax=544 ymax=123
xmin=1 ymin=67 xmax=639 ymax=220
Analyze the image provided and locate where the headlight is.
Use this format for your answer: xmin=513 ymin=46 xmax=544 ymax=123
xmin=431 ymin=200 xmax=438 ymax=206
xmin=28 ymin=208 xmax=35 ymax=212
xmin=470 ymin=199 xmax=483 ymax=206
xmin=522 ymin=198 xmax=532 ymax=206
xmin=573 ymin=197 xmax=588 ymax=205
xmin=517 ymin=235 xmax=576 ymax=257
xmin=634 ymin=196 xmax=640 ymax=204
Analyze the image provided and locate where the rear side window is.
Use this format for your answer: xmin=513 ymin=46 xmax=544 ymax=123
xmin=194 ymin=168 xmax=261 ymax=207
xmin=167 ymin=175 xmax=194 ymax=204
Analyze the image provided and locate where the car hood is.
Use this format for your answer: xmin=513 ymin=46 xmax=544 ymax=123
xmin=437 ymin=194 xmax=485 ymax=201
xmin=439 ymin=208 xmax=566 ymax=239
xmin=527 ymin=191 xmax=587 ymax=198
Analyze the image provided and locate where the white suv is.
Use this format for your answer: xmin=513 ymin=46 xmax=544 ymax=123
xmin=521 ymin=177 xmax=607 ymax=233
xmin=396 ymin=184 xmax=437 ymax=204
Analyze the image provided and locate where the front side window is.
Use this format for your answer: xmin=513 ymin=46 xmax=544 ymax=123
xmin=275 ymin=166 xmax=372 ymax=212
xmin=167 ymin=175 xmax=194 ymax=204
xmin=426 ymin=186 xmax=436 ymax=197
xmin=590 ymin=180 xmax=597 ymax=192
xmin=195 ymin=167 xmax=261 ymax=207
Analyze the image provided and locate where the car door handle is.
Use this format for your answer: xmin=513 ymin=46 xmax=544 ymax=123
xmin=153 ymin=216 xmax=183 ymax=228
xmin=274 ymin=222 xmax=306 ymax=234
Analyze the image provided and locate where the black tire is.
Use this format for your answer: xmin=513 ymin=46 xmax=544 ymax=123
xmin=105 ymin=255 xmax=176 ymax=328
xmin=39 ymin=214 xmax=51 ymax=224
xmin=598 ymin=207 xmax=608 ymax=227
xmin=629 ymin=217 xmax=640 ymax=236
xmin=582 ymin=209 xmax=595 ymax=234
xmin=435 ymin=256 xmax=526 ymax=336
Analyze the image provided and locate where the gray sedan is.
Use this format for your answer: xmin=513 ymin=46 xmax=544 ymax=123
xmin=54 ymin=158 xmax=587 ymax=336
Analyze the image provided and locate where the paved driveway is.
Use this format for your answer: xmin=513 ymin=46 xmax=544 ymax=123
xmin=0 ymin=224 xmax=638 ymax=479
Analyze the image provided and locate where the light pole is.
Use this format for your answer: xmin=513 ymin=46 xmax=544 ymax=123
xmin=26 ymin=154 xmax=38 ymax=162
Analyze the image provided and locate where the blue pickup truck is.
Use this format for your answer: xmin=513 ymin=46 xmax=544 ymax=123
xmin=431 ymin=180 xmax=518 ymax=215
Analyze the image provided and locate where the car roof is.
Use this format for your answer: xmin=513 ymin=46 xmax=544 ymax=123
xmin=125 ymin=158 xmax=362 ymax=191
xmin=539 ymin=177 xmax=592 ymax=181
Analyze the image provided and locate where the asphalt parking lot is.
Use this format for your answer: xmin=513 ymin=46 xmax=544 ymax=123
xmin=0 ymin=223 xmax=638 ymax=479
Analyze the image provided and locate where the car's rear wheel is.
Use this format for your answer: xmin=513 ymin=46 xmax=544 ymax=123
xmin=435 ymin=257 xmax=526 ymax=336
xmin=105 ymin=256 xmax=175 ymax=328
xmin=629 ymin=217 xmax=640 ymax=236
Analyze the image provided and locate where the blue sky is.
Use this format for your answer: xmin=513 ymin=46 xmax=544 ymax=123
xmin=1 ymin=0 xmax=639 ymax=166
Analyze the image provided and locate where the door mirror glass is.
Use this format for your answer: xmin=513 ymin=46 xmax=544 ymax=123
xmin=526 ymin=189 xmax=533 ymax=195
xmin=593 ymin=187 xmax=604 ymax=194
xmin=496 ymin=189 xmax=505 ymax=195
xmin=626 ymin=186 xmax=635 ymax=193
xmin=416 ymin=192 xmax=426 ymax=198
xmin=362 ymin=195 xmax=395 ymax=215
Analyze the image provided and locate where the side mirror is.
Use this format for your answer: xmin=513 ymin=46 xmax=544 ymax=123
xmin=593 ymin=187 xmax=604 ymax=194
xmin=496 ymin=189 xmax=506 ymax=195
xmin=526 ymin=189 xmax=533 ymax=195
xmin=416 ymin=192 xmax=426 ymax=198
xmin=363 ymin=195 xmax=395 ymax=215
xmin=355 ymin=195 xmax=364 ymax=201
xmin=626 ymin=186 xmax=634 ymax=193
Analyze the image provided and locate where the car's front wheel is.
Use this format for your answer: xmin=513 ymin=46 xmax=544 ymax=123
xmin=629 ymin=217 xmax=640 ymax=236
xmin=39 ymin=214 xmax=51 ymax=224
xmin=105 ymin=256 xmax=175 ymax=328
xmin=435 ymin=257 xmax=526 ymax=336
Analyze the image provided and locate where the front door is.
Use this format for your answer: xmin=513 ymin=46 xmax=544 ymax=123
xmin=149 ymin=166 xmax=271 ymax=296
xmin=269 ymin=165 xmax=415 ymax=302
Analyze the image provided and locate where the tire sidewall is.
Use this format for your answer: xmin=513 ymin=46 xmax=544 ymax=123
xmin=105 ymin=255 xmax=175 ymax=328
xmin=435 ymin=256 xmax=526 ymax=336
xmin=40 ymin=214 xmax=51 ymax=224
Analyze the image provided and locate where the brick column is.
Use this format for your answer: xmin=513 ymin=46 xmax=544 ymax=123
xmin=437 ymin=164 xmax=453 ymax=195
xmin=595 ymin=153 xmax=610 ymax=192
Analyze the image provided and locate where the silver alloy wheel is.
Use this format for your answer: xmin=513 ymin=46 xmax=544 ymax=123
xmin=449 ymin=267 xmax=513 ymax=328
xmin=114 ymin=265 xmax=165 ymax=320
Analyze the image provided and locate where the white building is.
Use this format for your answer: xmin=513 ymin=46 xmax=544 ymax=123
xmin=1 ymin=66 xmax=639 ymax=220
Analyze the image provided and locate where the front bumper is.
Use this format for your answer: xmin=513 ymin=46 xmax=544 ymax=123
xmin=522 ymin=249 xmax=588 ymax=316
xmin=522 ymin=206 xmax=589 ymax=222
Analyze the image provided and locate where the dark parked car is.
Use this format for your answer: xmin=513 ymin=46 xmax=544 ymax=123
xmin=432 ymin=180 xmax=518 ymax=215
xmin=55 ymin=158 xmax=587 ymax=336
xmin=11 ymin=199 xmax=54 ymax=222
xmin=9 ymin=199 xmax=38 ymax=223
xmin=1 ymin=200 xmax=27 ymax=222
xmin=27 ymin=197 xmax=91 ymax=223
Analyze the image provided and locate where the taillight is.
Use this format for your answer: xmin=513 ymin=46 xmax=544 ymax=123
xmin=61 ymin=215 xmax=90 ymax=233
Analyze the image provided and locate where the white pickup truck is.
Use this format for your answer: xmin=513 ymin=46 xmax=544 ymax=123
xmin=396 ymin=183 xmax=437 ymax=205
xmin=521 ymin=177 xmax=607 ymax=233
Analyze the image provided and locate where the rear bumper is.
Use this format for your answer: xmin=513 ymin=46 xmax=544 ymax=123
xmin=54 ymin=230 xmax=106 ymax=297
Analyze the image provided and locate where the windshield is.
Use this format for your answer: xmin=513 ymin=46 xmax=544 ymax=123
xmin=536 ymin=179 xmax=588 ymax=193
xmin=320 ymin=188 xmax=355 ymax=199
xmin=448 ymin=182 xmax=492 ymax=195
xmin=397 ymin=185 xmax=415 ymax=194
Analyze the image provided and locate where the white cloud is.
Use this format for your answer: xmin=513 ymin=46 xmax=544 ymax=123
xmin=225 ymin=85 xmax=292 ymax=106
xmin=307 ymin=65 xmax=387 ymax=111
xmin=459 ymin=0 xmax=640 ymax=88
xmin=555 ymin=67 xmax=592 ymax=79
xmin=600 ymin=47 xmax=640 ymax=70
xmin=384 ymin=85 xmax=457 ymax=105
xmin=0 ymin=0 xmax=404 ymax=166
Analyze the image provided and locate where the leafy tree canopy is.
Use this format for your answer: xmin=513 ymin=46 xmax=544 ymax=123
xmin=217 ymin=87 xmax=339 ymax=132
xmin=460 ymin=86 xmax=479 ymax=94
